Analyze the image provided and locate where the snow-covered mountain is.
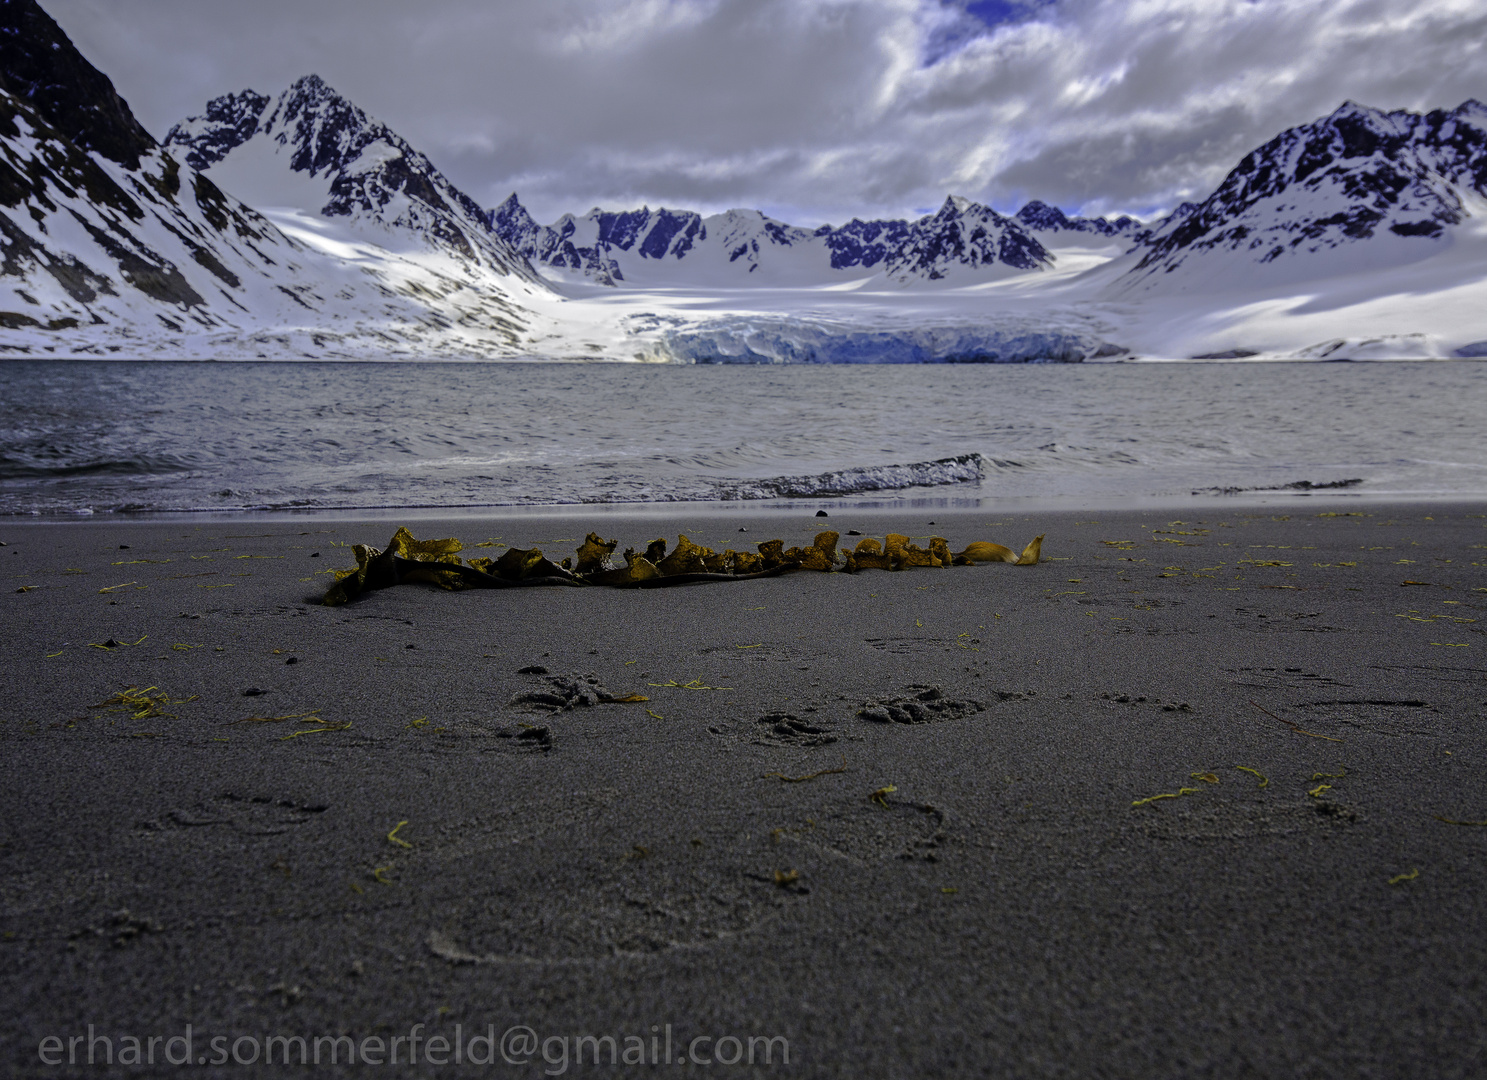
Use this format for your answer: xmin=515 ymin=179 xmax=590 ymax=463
xmin=0 ymin=0 xmax=324 ymax=342
xmin=493 ymin=194 xmax=1051 ymax=286
xmin=1014 ymin=200 xmax=1140 ymax=239
xmin=164 ymin=76 xmax=538 ymax=280
xmin=0 ymin=0 xmax=566 ymax=359
xmin=1124 ymin=100 xmax=1487 ymax=290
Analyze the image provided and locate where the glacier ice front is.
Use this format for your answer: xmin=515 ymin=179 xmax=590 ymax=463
xmin=642 ymin=317 xmax=1122 ymax=364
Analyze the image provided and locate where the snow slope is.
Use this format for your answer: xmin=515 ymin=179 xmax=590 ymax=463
xmin=0 ymin=2 xmax=571 ymax=360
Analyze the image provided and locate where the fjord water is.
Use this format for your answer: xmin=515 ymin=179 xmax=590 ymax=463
xmin=0 ymin=360 xmax=1482 ymax=516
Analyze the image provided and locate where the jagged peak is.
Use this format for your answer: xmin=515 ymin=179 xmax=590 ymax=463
xmin=1321 ymin=99 xmax=1415 ymax=140
xmin=1015 ymin=200 xmax=1072 ymax=228
xmin=1327 ymin=99 xmax=1384 ymax=121
xmin=285 ymin=73 xmax=336 ymax=99
xmin=1452 ymin=98 xmax=1487 ymax=124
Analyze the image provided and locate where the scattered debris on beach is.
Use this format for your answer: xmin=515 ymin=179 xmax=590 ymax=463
xmin=320 ymin=527 xmax=1044 ymax=605
xmin=90 ymin=685 xmax=196 ymax=721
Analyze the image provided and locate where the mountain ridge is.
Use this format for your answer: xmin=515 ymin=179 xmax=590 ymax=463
xmin=492 ymin=192 xmax=1056 ymax=285
xmin=1128 ymin=98 xmax=1487 ymax=286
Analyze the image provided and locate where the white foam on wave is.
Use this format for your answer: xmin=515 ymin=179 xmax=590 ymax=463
xmin=710 ymin=454 xmax=984 ymax=499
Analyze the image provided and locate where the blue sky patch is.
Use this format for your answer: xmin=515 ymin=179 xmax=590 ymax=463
xmin=925 ymin=0 xmax=1051 ymax=65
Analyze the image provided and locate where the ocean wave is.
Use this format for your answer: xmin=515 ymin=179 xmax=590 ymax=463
xmin=0 ymin=452 xmax=196 ymax=481
xmin=709 ymin=454 xmax=984 ymax=499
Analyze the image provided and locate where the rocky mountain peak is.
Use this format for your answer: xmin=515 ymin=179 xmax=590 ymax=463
xmin=1128 ymin=98 xmax=1487 ymax=283
xmin=1015 ymin=199 xmax=1140 ymax=238
xmin=164 ymin=88 xmax=269 ymax=171
xmin=1015 ymin=200 xmax=1073 ymax=231
xmin=166 ymin=75 xmax=539 ymax=279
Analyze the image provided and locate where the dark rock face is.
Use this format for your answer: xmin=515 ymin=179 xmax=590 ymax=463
xmin=1131 ymin=99 xmax=1487 ymax=277
xmin=599 ymin=207 xmax=704 ymax=259
xmin=0 ymin=4 xmax=297 ymax=322
xmin=882 ymin=196 xmax=1050 ymax=278
xmin=166 ymin=75 xmax=539 ymax=279
xmin=492 ymin=201 xmax=713 ymax=283
xmin=823 ymin=218 xmax=913 ymax=270
xmin=0 ymin=0 xmax=155 ymax=169
xmin=493 ymin=194 xmax=622 ymax=282
xmin=166 ymin=89 xmax=269 ymax=171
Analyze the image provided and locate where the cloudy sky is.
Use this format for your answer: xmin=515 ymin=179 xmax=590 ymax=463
xmin=44 ymin=0 xmax=1487 ymax=225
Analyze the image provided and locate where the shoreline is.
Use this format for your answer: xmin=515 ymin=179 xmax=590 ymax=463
xmin=3 ymin=501 xmax=1485 ymax=1076
xmin=3 ymin=488 xmax=1481 ymax=528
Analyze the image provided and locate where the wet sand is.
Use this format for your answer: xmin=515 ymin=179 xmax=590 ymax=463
xmin=2 ymin=502 xmax=1485 ymax=1077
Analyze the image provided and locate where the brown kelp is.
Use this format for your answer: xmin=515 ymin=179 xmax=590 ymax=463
xmin=321 ymin=527 xmax=1044 ymax=606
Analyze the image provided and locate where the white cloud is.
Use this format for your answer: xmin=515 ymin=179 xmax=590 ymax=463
xmin=43 ymin=0 xmax=1487 ymax=223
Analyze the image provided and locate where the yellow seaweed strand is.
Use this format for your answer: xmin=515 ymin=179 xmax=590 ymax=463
xmin=1388 ymin=868 xmax=1419 ymax=886
xmin=648 ymin=678 xmax=733 ymax=691
xmin=280 ymin=720 xmax=352 ymax=740
xmin=226 ymin=711 xmax=320 ymax=726
xmin=1132 ymin=787 xmax=1201 ymax=808
xmin=1235 ymin=766 xmax=1269 ymax=788
xmin=387 ymin=821 xmax=412 ymax=849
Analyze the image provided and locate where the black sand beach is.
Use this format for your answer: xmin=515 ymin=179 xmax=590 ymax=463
xmin=2 ymin=502 xmax=1485 ymax=1077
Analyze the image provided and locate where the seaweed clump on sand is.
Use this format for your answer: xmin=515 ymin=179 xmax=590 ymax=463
xmin=321 ymin=527 xmax=1044 ymax=606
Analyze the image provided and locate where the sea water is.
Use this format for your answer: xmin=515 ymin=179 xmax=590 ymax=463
xmin=0 ymin=360 xmax=1482 ymax=516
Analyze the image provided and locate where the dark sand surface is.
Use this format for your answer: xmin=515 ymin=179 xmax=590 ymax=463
xmin=2 ymin=502 xmax=1485 ymax=1078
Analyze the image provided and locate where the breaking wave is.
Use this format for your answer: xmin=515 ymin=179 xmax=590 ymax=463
xmin=709 ymin=454 xmax=984 ymax=500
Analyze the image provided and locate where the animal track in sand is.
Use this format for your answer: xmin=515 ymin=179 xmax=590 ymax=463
xmin=1136 ymin=798 xmax=1358 ymax=841
xmin=425 ymin=843 xmax=799 ymax=964
xmin=510 ymin=671 xmax=648 ymax=713
xmin=794 ymin=795 xmax=953 ymax=865
xmin=753 ymin=712 xmax=838 ymax=748
xmin=857 ymin=685 xmax=986 ymax=725
xmin=1290 ymin=699 xmax=1439 ymax=738
xmin=1232 ymin=607 xmax=1351 ymax=633
xmin=1096 ymin=692 xmax=1193 ymax=712
xmin=1227 ymin=667 xmax=1353 ymax=690
xmin=864 ymin=636 xmax=967 ymax=655
xmin=1370 ymin=662 xmax=1487 ymax=685
xmin=139 ymin=792 xmax=329 ymax=837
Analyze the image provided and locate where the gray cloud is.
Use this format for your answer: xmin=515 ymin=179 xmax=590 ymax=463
xmin=43 ymin=0 xmax=1487 ymax=224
